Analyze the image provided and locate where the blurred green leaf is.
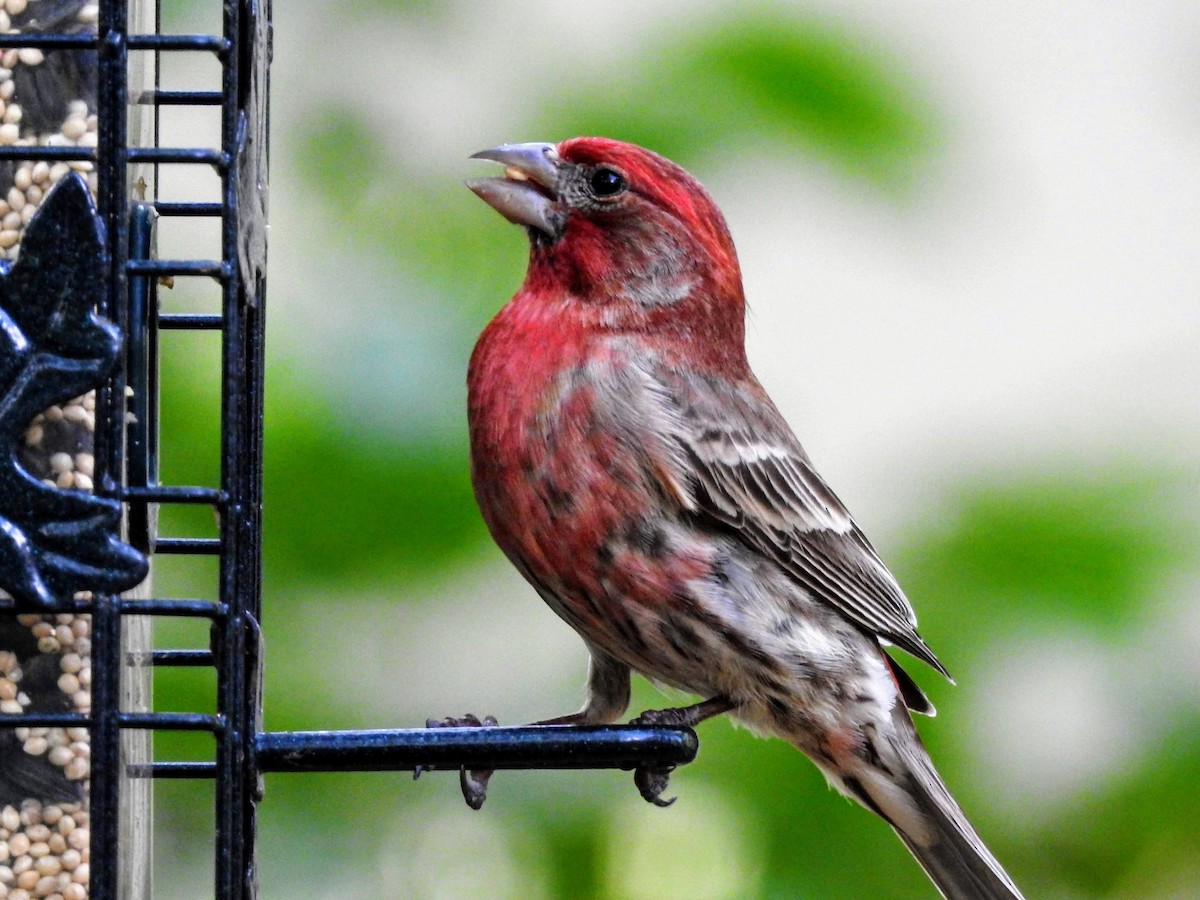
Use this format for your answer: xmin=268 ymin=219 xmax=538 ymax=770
xmin=895 ymin=469 xmax=1188 ymax=644
xmin=540 ymin=12 xmax=937 ymax=189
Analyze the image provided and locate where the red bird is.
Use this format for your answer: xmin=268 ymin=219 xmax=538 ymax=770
xmin=466 ymin=138 xmax=1022 ymax=900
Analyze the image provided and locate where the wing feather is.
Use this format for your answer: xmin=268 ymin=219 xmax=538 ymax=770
xmin=644 ymin=362 xmax=948 ymax=678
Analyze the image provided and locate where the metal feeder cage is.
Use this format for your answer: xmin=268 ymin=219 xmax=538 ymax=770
xmin=0 ymin=2 xmax=698 ymax=897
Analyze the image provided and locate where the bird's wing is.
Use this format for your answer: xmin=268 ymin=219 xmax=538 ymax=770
xmin=644 ymin=364 xmax=948 ymax=678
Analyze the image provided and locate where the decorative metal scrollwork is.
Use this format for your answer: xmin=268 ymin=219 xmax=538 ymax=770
xmin=0 ymin=173 xmax=147 ymax=611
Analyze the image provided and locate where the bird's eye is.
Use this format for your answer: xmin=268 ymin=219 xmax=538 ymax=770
xmin=589 ymin=167 xmax=627 ymax=198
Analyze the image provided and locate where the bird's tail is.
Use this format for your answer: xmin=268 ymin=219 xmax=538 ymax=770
xmin=832 ymin=707 xmax=1024 ymax=900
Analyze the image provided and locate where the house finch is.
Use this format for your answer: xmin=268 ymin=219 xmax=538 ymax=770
xmin=465 ymin=138 xmax=1023 ymax=899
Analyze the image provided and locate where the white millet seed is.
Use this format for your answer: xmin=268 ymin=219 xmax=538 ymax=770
xmin=48 ymin=453 xmax=74 ymax=475
xmin=59 ymin=118 xmax=86 ymax=141
xmin=21 ymin=737 xmax=47 ymax=757
xmin=36 ymin=638 xmax=60 ymax=655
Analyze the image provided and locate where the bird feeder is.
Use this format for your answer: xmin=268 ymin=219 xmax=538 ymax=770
xmin=0 ymin=3 xmax=695 ymax=898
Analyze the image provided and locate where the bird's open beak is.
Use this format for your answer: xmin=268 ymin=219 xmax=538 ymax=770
xmin=467 ymin=142 xmax=565 ymax=240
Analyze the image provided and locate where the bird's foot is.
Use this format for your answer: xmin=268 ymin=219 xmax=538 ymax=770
xmin=631 ymin=695 xmax=734 ymax=729
xmin=419 ymin=713 xmax=498 ymax=810
xmin=634 ymin=763 xmax=677 ymax=807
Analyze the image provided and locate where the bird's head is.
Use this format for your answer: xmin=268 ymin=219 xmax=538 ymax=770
xmin=468 ymin=138 xmax=745 ymax=348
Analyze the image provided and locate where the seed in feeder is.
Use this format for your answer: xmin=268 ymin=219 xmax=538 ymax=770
xmin=16 ymin=48 xmax=42 ymax=66
xmin=73 ymin=454 xmax=93 ymax=476
xmin=70 ymin=473 xmax=92 ymax=492
xmin=22 ymin=737 xmax=47 ymax=758
xmin=22 ymin=423 xmax=40 ymax=447
xmin=47 ymin=746 xmax=73 ymax=768
xmin=59 ymin=117 xmax=86 ymax=141
xmin=12 ymin=165 xmax=29 ymax=190
xmin=23 ymin=184 xmax=40 ymax=205
xmin=1 ymin=103 xmax=18 ymax=125
xmin=0 ymin=123 xmax=17 ymax=144
xmin=17 ymin=203 xmax=32 ymax=226
xmin=48 ymin=453 xmax=73 ymax=474
xmin=1 ymin=808 xmax=17 ymax=832
xmin=61 ymin=405 xmax=87 ymax=424
xmin=36 ymin=636 xmax=60 ymax=654
xmin=35 ymin=857 xmax=60 ymax=877
xmin=54 ymin=473 xmax=74 ymax=490
xmin=48 ymin=163 xmax=68 ymax=183
xmin=7 ymin=0 xmax=27 ymax=16
xmin=63 ymin=758 xmax=87 ymax=781
xmin=17 ymin=871 xmax=39 ymax=891
xmin=30 ymin=161 xmax=47 ymax=183
xmin=7 ymin=834 xmax=28 ymax=857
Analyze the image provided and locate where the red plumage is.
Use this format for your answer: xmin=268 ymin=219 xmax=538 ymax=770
xmin=466 ymin=138 xmax=1022 ymax=899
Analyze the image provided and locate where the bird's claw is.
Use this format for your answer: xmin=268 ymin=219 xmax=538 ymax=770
xmin=632 ymin=707 xmax=688 ymax=728
xmin=634 ymin=764 xmax=677 ymax=807
xmin=418 ymin=713 xmax=498 ymax=808
xmin=424 ymin=713 xmax=498 ymax=729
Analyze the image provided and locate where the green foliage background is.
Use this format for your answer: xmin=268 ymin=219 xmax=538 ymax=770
xmin=150 ymin=3 xmax=1199 ymax=897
